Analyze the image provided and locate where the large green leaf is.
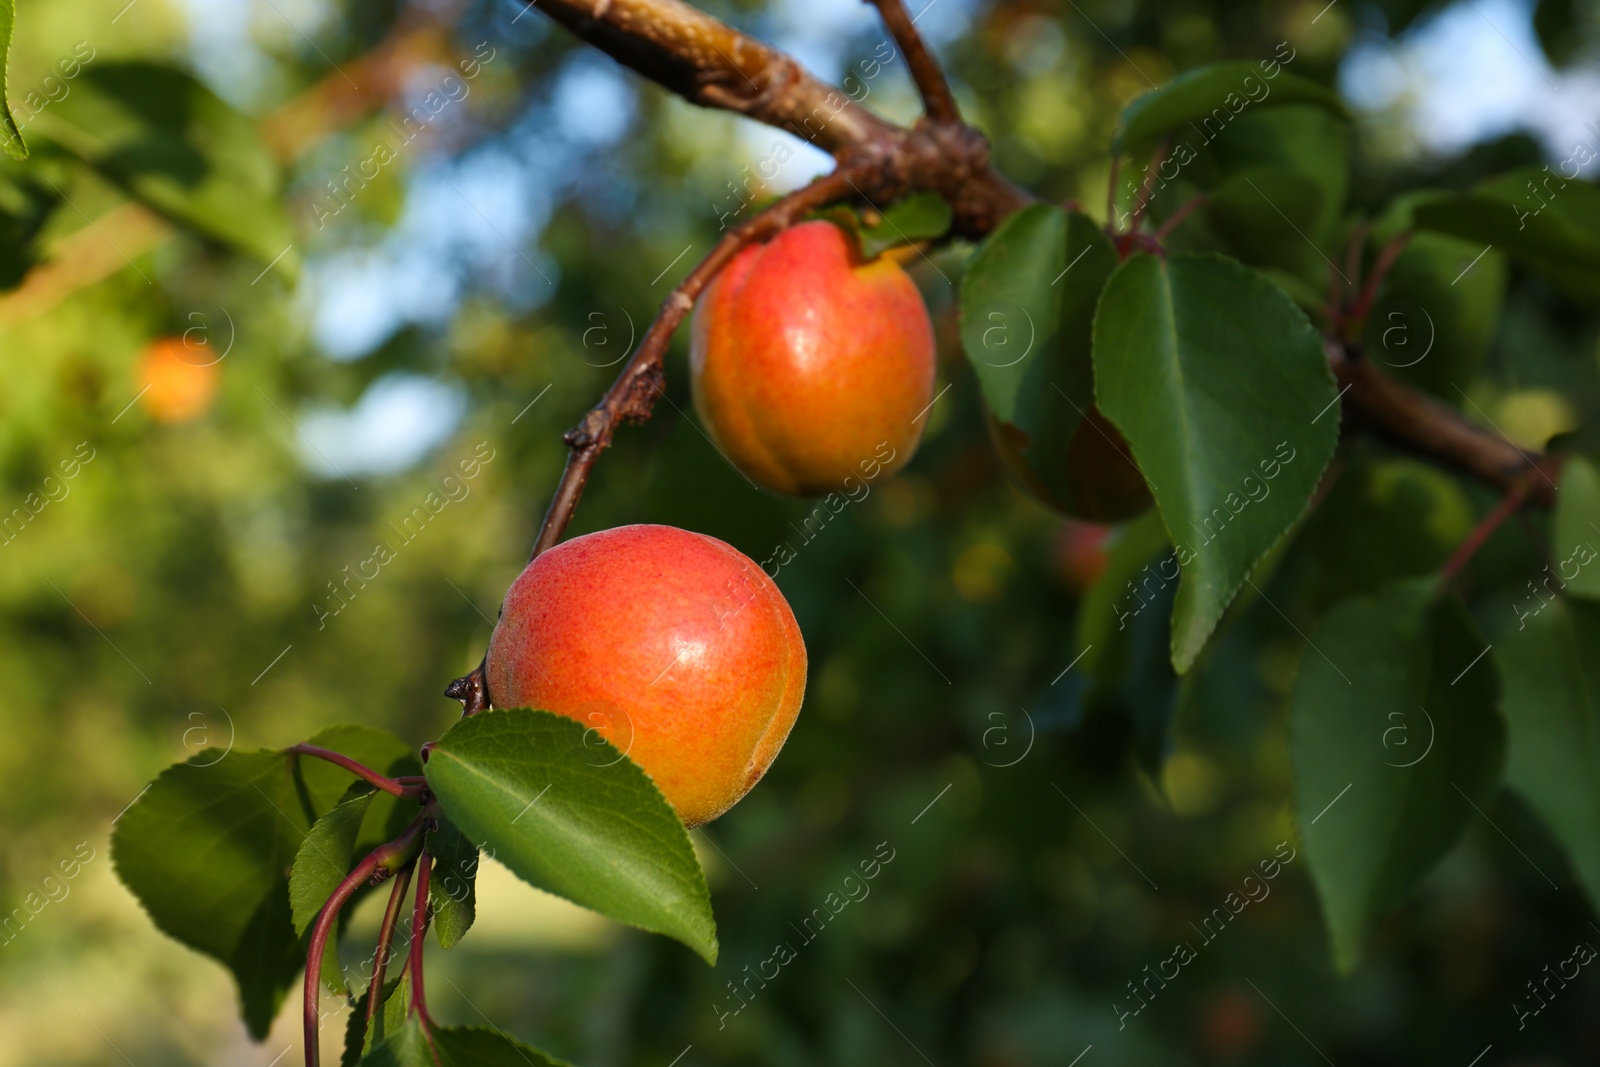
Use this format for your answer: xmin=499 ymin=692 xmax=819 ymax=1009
xmin=958 ymin=203 xmax=1148 ymax=520
xmin=0 ymin=0 xmax=26 ymax=160
xmin=1092 ymin=252 xmax=1339 ymax=672
xmin=110 ymin=724 xmax=417 ymax=1038
xmin=1499 ymin=599 xmax=1600 ymax=911
xmin=1291 ymin=578 xmax=1505 ymax=971
xmin=425 ymin=708 xmax=718 ymax=964
xmin=1411 ymin=170 xmax=1600 ymax=300
xmin=361 ymin=1020 xmax=567 ymax=1066
xmin=28 ymin=61 xmax=294 ymax=268
xmin=1197 ymin=168 xmax=1329 ymax=278
xmin=1115 ymin=61 xmax=1348 ymax=152
xmin=1554 ymin=454 xmax=1600 ymax=601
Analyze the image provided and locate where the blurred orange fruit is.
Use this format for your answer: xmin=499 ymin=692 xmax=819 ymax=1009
xmin=136 ymin=336 xmax=219 ymax=424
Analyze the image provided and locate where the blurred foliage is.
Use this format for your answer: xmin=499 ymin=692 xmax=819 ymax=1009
xmin=1 ymin=0 xmax=1599 ymax=1065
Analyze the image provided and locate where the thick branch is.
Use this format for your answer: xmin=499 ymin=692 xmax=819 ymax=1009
xmin=532 ymin=0 xmax=897 ymax=153
xmin=1332 ymin=348 xmax=1557 ymax=507
xmin=865 ymin=0 xmax=960 ymax=123
xmin=514 ymin=0 xmax=1558 ymax=583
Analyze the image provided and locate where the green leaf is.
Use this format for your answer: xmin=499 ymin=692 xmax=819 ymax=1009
xmin=958 ymin=203 xmax=1149 ymax=520
xmin=1499 ymin=598 xmax=1600 ymax=911
xmin=1361 ymin=230 xmax=1506 ymax=401
xmin=28 ymin=62 xmax=294 ymax=268
xmin=0 ymin=0 xmax=26 ymax=160
xmin=360 ymin=1020 xmax=568 ymax=1066
xmin=1205 ymin=107 xmax=1350 ymax=242
xmin=1092 ymin=252 xmax=1339 ymax=672
xmin=1554 ymin=454 xmax=1600 ymax=601
xmin=290 ymin=787 xmax=376 ymax=939
xmin=1199 ymin=168 xmax=1329 ymax=277
xmin=1290 ymin=578 xmax=1505 ymax=971
xmin=859 ymin=191 xmax=952 ymax=259
xmin=1075 ymin=509 xmax=1172 ymax=680
xmin=1410 ymin=169 xmax=1600 ymax=300
xmin=343 ymin=974 xmax=410 ymax=1066
xmin=425 ymin=708 xmax=718 ymax=964
xmin=1115 ymin=61 xmax=1348 ymax=152
xmin=426 ymin=813 xmax=479 ymax=949
xmin=110 ymin=724 xmax=417 ymax=1038
xmin=1074 ymin=511 xmax=1180 ymax=775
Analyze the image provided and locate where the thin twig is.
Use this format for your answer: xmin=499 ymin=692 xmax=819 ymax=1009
xmin=361 ymin=862 xmax=416 ymax=1044
xmin=1349 ymin=230 xmax=1414 ymax=327
xmin=290 ymin=744 xmax=426 ymax=798
xmin=865 ymin=0 xmax=960 ymax=123
xmin=1152 ymin=193 xmax=1209 ymax=242
xmin=1126 ymin=138 xmax=1172 ymax=236
xmin=406 ymin=851 xmax=438 ymax=1038
xmin=1441 ymin=478 xmax=1535 ymax=581
xmin=303 ymin=813 xmax=431 ymax=1067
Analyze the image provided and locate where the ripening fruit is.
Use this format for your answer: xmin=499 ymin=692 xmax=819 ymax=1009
xmin=690 ymin=220 xmax=936 ymax=496
xmin=136 ymin=336 xmax=219 ymax=424
xmin=485 ymin=524 xmax=807 ymax=827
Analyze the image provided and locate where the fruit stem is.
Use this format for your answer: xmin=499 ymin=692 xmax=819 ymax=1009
xmin=303 ymin=811 xmax=431 ymax=1067
xmin=290 ymin=743 xmax=427 ymax=798
xmin=360 ymin=861 xmax=415 ymax=1045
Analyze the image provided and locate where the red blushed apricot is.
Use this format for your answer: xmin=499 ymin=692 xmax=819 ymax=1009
xmin=485 ymin=524 xmax=807 ymax=827
xmin=690 ymin=220 xmax=937 ymax=497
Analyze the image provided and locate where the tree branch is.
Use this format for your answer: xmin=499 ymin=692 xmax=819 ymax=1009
xmin=1331 ymin=346 xmax=1557 ymax=507
xmin=531 ymin=0 xmax=898 ymax=154
xmin=864 ymin=0 xmax=960 ymax=123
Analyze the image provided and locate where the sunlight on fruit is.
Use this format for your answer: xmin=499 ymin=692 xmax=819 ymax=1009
xmin=1492 ymin=388 xmax=1577 ymax=450
xmin=136 ymin=336 xmax=220 ymax=424
xmin=1163 ymin=750 xmax=1222 ymax=817
xmin=953 ymin=539 xmax=1014 ymax=602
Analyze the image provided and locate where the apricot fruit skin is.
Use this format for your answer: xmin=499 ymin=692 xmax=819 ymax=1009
xmin=485 ymin=524 xmax=807 ymax=827
xmin=690 ymin=220 xmax=936 ymax=496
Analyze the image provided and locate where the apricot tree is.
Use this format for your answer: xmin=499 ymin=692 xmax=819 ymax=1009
xmin=0 ymin=0 xmax=1589 ymax=1062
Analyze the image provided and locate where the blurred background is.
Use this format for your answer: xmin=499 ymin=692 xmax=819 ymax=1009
xmin=2 ymin=0 xmax=1599 ymax=1063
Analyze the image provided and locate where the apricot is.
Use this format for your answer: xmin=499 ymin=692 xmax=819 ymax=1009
xmin=690 ymin=220 xmax=937 ymax=496
xmin=485 ymin=524 xmax=807 ymax=827
xmin=136 ymin=336 xmax=219 ymax=424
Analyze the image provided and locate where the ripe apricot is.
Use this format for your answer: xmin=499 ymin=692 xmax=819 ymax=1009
xmin=485 ymin=524 xmax=807 ymax=827
xmin=136 ymin=336 xmax=219 ymax=424
xmin=690 ymin=220 xmax=936 ymax=496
